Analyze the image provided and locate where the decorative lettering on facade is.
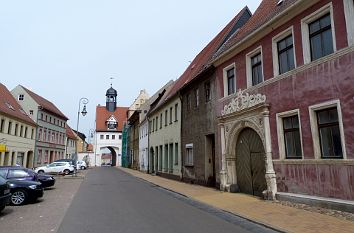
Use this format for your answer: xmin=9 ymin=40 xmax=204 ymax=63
xmin=221 ymin=90 xmax=266 ymax=116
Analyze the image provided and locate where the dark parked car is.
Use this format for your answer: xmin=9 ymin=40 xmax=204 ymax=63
xmin=0 ymin=176 xmax=11 ymax=212
xmin=0 ymin=166 xmax=55 ymax=188
xmin=7 ymin=179 xmax=43 ymax=205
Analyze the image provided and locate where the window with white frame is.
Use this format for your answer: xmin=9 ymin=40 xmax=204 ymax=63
xmin=246 ymin=47 xmax=263 ymax=87
xmin=18 ymin=94 xmax=24 ymax=101
xmin=223 ymin=64 xmax=236 ymax=96
xmin=272 ymin=27 xmax=296 ymax=76
xmin=301 ymin=3 xmax=336 ymax=64
xmin=251 ymin=53 xmax=263 ymax=85
xmin=185 ymin=144 xmax=193 ymax=166
xmin=309 ymin=100 xmax=346 ymax=159
xmin=277 ymin=110 xmax=303 ymax=159
xmin=343 ymin=0 xmax=354 ymax=46
xmin=283 ymin=117 xmax=301 ymax=158
xmin=316 ymin=108 xmax=343 ymax=158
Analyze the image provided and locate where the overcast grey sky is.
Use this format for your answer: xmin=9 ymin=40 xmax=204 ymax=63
xmin=0 ymin=0 xmax=261 ymax=138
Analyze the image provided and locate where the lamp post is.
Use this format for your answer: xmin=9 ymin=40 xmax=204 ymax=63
xmin=88 ymin=129 xmax=95 ymax=144
xmin=75 ymin=97 xmax=89 ymax=163
xmin=88 ymin=128 xmax=96 ymax=167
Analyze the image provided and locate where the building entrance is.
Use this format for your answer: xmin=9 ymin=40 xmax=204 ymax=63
xmin=235 ymin=128 xmax=267 ymax=197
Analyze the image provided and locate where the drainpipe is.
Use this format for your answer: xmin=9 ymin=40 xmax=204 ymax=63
xmin=178 ymin=93 xmax=183 ymax=181
xmin=33 ymin=106 xmax=42 ymax=168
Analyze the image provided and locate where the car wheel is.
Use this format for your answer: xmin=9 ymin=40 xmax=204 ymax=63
xmin=38 ymin=170 xmax=45 ymax=174
xmin=0 ymin=204 xmax=5 ymax=212
xmin=81 ymin=166 xmax=85 ymax=170
xmin=11 ymin=189 xmax=28 ymax=206
xmin=63 ymin=169 xmax=70 ymax=175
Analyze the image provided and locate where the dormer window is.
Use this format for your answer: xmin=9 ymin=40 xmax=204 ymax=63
xmin=106 ymin=115 xmax=118 ymax=130
xmin=107 ymin=122 xmax=117 ymax=130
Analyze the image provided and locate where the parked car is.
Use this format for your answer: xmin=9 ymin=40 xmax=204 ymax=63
xmin=54 ymin=159 xmax=75 ymax=166
xmin=0 ymin=166 xmax=55 ymax=188
xmin=0 ymin=176 xmax=11 ymax=212
xmin=7 ymin=179 xmax=43 ymax=205
xmin=54 ymin=159 xmax=76 ymax=171
xmin=77 ymin=161 xmax=87 ymax=170
xmin=34 ymin=162 xmax=75 ymax=175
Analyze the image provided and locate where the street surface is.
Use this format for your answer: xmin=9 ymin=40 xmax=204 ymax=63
xmin=58 ymin=167 xmax=277 ymax=233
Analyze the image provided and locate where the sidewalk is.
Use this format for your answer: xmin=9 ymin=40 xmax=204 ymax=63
xmin=119 ymin=167 xmax=354 ymax=233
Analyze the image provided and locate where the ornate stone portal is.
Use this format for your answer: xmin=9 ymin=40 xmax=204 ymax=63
xmin=221 ymin=89 xmax=267 ymax=116
xmin=219 ymin=91 xmax=277 ymax=200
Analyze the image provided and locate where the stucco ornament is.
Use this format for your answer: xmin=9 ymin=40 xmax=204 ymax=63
xmin=221 ymin=90 xmax=267 ymax=116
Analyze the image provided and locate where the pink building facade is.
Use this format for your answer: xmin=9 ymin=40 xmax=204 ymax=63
xmin=214 ymin=0 xmax=354 ymax=200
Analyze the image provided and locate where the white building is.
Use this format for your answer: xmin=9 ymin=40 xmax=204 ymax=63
xmin=94 ymin=85 xmax=128 ymax=167
xmin=138 ymin=81 xmax=173 ymax=172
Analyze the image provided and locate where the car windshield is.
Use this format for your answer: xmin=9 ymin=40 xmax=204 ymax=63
xmin=0 ymin=175 xmax=6 ymax=183
xmin=0 ymin=169 xmax=7 ymax=178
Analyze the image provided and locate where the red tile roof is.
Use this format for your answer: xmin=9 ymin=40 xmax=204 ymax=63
xmin=66 ymin=125 xmax=77 ymax=140
xmin=20 ymin=85 xmax=69 ymax=120
xmin=95 ymin=106 xmax=128 ymax=132
xmin=162 ymin=6 xmax=250 ymax=103
xmin=214 ymin=0 xmax=298 ymax=59
xmin=0 ymin=83 xmax=36 ymax=126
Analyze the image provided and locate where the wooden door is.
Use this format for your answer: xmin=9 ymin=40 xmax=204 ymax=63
xmin=236 ymin=128 xmax=267 ymax=196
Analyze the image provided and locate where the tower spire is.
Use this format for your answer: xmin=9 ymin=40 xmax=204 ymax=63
xmin=106 ymin=80 xmax=117 ymax=112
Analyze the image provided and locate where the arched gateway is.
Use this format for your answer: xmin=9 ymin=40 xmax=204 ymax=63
xmin=235 ymin=128 xmax=267 ymax=197
xmin=218 ymin=93 xmax=277 ymax=199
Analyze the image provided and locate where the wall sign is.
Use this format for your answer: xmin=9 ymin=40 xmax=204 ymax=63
xmin=0 ymin=144 xmax=6 ymax=153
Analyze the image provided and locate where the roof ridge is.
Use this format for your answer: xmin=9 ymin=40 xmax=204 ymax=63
xmin=19 ymin=85 xmax=69 ymax=120
xmin=0 ymin=83 xmax=36 ymax=126
xmin=160 ymin=5 xmax=251 ymax=105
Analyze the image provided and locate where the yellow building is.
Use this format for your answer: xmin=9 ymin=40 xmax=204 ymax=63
xmin=0 ymin=83 xmax=36 ymax=168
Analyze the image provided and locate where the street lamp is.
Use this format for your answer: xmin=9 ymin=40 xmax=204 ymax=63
xmin=88 ymin=128 xmax=97 ymax=167
xmin=88 ymin=128 xmax=95 ymax=144
xmin=75 ymin=97 xmax=89 ymax=162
